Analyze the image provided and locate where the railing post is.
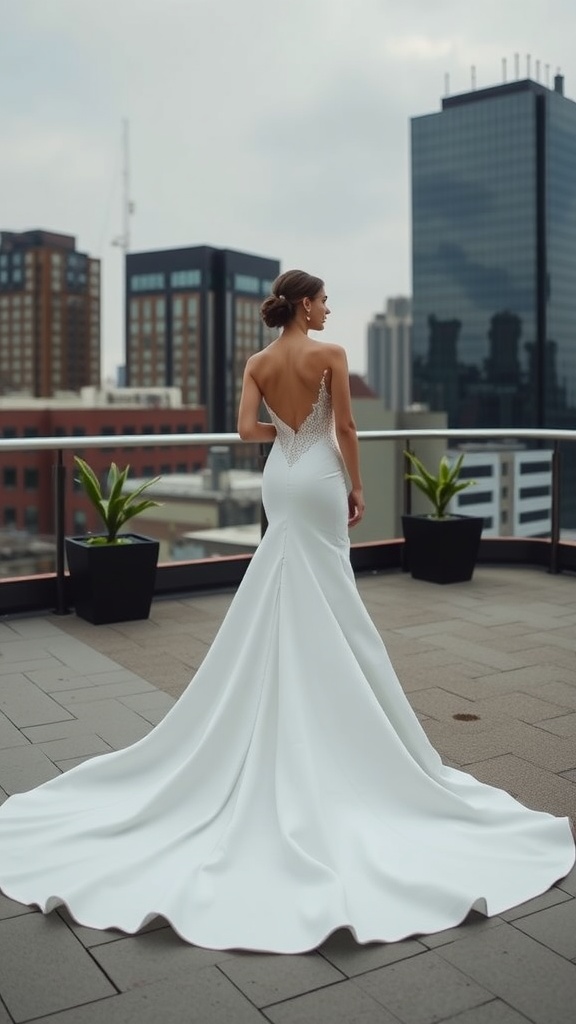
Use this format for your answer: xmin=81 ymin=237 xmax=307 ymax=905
xmin=401 ymin=441 xmax=413 ymax=573
xmin=403 ymin=441 xmax=412 ymax=516
xmin=549 ymin=441 xmax=561 ymax=574
xmin=53 ymin=449 xmax=70 ymax=614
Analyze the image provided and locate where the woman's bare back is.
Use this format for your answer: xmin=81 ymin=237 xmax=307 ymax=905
xmin=249 ymin=337 xmax=335 ymax=432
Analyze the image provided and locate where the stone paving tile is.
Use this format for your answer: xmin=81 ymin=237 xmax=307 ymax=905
xmin=438 ymin=1000 xmax=537 ymax=1024
xmin=408 ymin=689 xmax=502 ymax=732
xmin=119 ymin=690 xmax=176 ymax=714
xmin=0 ymin=743 xmax=61 ymax=794
xmin=31 ymin=965 xmax=265 ymax=1024
xmin=56 ymin=906 xmax=168 ymax=947
xmin=264 ymin=978 xmax=398 ymax=1024
xmin=522 ymin=680 xmax=576 ymax=711
xmin=535 ymin=713 xmax=576 ymax=738
xmin=0 ymin=640 xmax=55 ymax=663
xmin=91 ymin=926 xmax=235 ymax=990
xmin=437 ymin=920 xmax=576 ymax=1024
xmin=0 ymin=673 xmax=74 ymax=728
xmin=354 ymin=948 xmax=492 ymax=1024
xmin=473 ymin=691 xmax=572 ymax=724
xmin=3 ymin=618 xmax=64 ymax=639
xmin=0 ymin=656 xmax=63 ymax=677
xmin=557 ymin=864 xmax=576 ymax=896
xmin=219 ymin=952 xmax=344 ymax=1008
xmin=59 ymin=699 xmax=153 ymax=749
xmin=499 ymin=886 xmax=573 ymax=922
xmin=318 ymin=928 xmax=425 ymax=976
xmin=422 ymin=719 xmax=576 ymax=773
xmin=417 ymin=911 xmax=503 ymax=949
xmin=0 ymin=911 xmax=116 ymax=1021
xmin=465 ymin=754 xmax=576 ymax=819
xmin=55 ymin=754 xmax=103 ymax=771
xmin=423 ymin=635 xmax=525 ymax=671
xmin=0 ymin=709 xmax=28 ymax=750
xmin=45 ymin=638 xmax=123 ymax=673
xmin=54 ymin=679 xmax=157 ymax=706
xmin=0 ymin=892 xmax=34 ymax=921
xmin=24 ymin=667 xmax=102 ymax=693
xmin=511 ymin=898 xmax=576 ymax=959
xmin=36 ymin=733 xmax=113 ymax=762
xmin=21 ymin=719 xmax=111 ymax=744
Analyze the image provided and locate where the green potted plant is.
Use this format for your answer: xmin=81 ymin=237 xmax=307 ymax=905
xmin=401 ymin=450 xmax=483 ymax=584
xmin=65 ymin=457 xmax=163 ymax=624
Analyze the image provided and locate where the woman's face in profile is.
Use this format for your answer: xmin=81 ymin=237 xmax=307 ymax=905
xmin=307 ymin=289 xmax=330 ymax=331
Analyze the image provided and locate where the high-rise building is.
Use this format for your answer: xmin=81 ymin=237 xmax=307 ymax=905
xmin=366 ymin=297 xmax=412 ymax=410
xmin=126 ymin=246 xmax=280 ymax=431
xmin=411 ymin=74 xmax=576 ymax=525
xmin=0 ymin=230 xmax=100 ymax=396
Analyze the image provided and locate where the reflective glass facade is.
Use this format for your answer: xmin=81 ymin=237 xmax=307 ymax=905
xmin=412 ymin=79 xmax=576 ymax=435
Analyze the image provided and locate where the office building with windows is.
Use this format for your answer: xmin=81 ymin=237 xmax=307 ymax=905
xmin=0 ymin=230 xmax=100 ymax=397
xmin=126 ymin=246 xmax=280 ymax=431
xmin=411 ymin=75 xmax=576 ymax=523
xmin=366 ymin=296 xmax=412 ymax=410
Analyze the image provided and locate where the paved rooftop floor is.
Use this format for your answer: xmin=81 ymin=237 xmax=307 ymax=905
xmin=0 ymin=564 xmax=575 ymax=1023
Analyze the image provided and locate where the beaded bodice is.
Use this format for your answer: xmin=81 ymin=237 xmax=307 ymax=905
xmin=265 ymin=376 xmax=336 ymax=467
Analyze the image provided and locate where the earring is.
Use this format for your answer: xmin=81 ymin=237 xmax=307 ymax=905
xmin=306 ymin=313 xmax=311 ymax=322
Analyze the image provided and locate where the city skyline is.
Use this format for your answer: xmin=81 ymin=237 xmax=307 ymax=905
xmin=2 ymin=1 xmax=576 ymax=380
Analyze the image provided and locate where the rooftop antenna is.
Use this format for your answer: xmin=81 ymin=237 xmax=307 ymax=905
xmin=112 ymin=118 xmax=135 ymax=256
xmin=545 ymin=63 xmax=550 ymax=87
xmin=514 ymin=52 xmax=520 ymax=78
xmin=526 ymin=54 xmax=531 ymax=79
xmin=535 ymin=59 xmax=541 ymax=82
xmin=111 ymin=118 xmax=135 ymax=376
xmin=444 ymin=72 xmax=450 ymax=96
xmin=502 ymin=57 xmax=507 ymax=83
xmin=471 ymin=65 xmax=476 ymax=90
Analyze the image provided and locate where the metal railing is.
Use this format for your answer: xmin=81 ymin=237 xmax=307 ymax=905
xmin=1 ymin=425 xmax=575 ymax=616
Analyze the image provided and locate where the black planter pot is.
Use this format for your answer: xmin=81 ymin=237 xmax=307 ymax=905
xmin=401 ymin=514 xmax=483 ymax=584
xmin=65 ymin=533 xmax=160 ymax=624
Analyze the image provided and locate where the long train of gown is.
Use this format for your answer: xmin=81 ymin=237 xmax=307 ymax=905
xmin=0 ymin=378 xmax=574 ymax=953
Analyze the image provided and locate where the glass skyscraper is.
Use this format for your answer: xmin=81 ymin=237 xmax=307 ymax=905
xmin=411 ymin=76 xmax=576 ymax=526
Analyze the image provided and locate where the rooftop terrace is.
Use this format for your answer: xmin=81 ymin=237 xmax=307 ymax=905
xmin=0 ymin=565 xmax=575 ymax=1023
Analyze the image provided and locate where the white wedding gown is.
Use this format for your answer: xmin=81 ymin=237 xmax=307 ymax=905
xmin=0 ymin=378 xmax=574 ymax=953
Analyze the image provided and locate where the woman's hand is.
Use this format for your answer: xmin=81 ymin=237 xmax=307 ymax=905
xmin=348 ymin=487 xmax=365 ymax=527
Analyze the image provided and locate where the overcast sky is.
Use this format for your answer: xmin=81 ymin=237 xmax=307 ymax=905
xmin=1 ymin=0 xmax=574 ymax=379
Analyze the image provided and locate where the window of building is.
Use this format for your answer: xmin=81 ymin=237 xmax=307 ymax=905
xmin=24 ymin=468 xmax=39 ymax=490
xmin=234 ymin=274 xmax=260 ymax=294
xmin=24 ymin=427 xmax=39 ymax=438
xmin=24 ymin=506 xmax=38 ymax=533
xmin=3 ymin=467 xmax=17 ymax=488
xmin=4 ymin=507 xmax=16 ymax=526
xmin=130 ymin=273 xmax=165 ymax=292
xmin=170 ymin=269 xmax=201 ymax=288
xmin=2 ymin=426 xmax=17 ymax=438
xmin=142 ymin=465 xmax=155 ymax=477
xmin=176 ymin=462 xmax=187 ymax=473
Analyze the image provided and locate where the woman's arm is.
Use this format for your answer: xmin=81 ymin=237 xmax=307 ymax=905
xmin=237 ymin=362 xmax=277 ymax=442
xmin=329 ymin=346 xmax=365 ymax=526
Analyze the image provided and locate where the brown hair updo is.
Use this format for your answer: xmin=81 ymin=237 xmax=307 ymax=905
xmin=260 ymin=269 xmax=324 ymax=329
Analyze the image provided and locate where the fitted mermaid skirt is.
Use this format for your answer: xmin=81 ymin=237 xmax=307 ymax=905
xmin=0 ymin=383 xmax=574 ymax=952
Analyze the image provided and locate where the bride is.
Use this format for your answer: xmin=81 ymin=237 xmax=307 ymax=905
xmin=0 ymin=270 xmax=573 ymax=954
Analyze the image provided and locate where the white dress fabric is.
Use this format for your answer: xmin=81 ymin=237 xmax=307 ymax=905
xmin=0 ymin=377 xmax=573 ymax=953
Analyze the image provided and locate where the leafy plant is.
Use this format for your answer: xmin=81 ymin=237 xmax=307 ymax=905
xmin=74 ymin=456 xmax=163 ymax=544
xmin=404 ymin=450 xmax=476 ymax=519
